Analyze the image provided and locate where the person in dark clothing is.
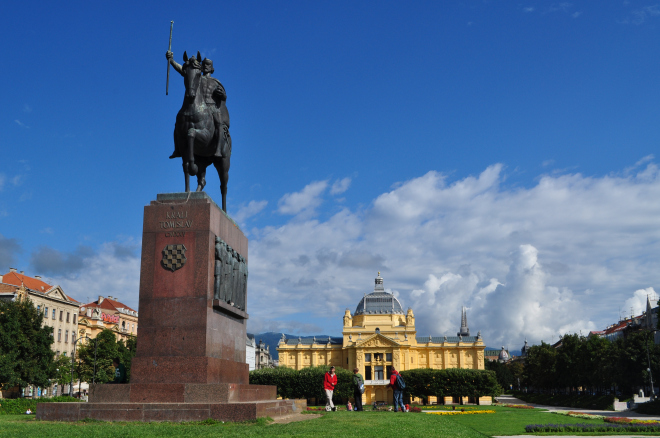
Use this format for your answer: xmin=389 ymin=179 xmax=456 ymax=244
xmin=389 ymin=367 xmax=405 ymax=412
xmin=111 ymin=357 xmax=127 ymax=384
xmin=353 ymin=367 xmax=364 ymax=411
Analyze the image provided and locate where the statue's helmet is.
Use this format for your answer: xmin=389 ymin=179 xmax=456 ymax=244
xmin=202 ymin=58 xmax=215 ymax=74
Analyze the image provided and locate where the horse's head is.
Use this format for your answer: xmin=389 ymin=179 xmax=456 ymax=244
xmin=182 ymin=51 xmax=203 ymax=100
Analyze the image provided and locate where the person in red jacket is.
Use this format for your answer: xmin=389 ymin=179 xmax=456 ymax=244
xmin=389 ymin=367 xmax=405 ymax=412
xmin=324 ymin=366 xmax=338 ymax=411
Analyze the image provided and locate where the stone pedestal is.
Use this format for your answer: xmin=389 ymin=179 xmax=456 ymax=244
xmin=38 ymin=193 xmax=303 ymax=422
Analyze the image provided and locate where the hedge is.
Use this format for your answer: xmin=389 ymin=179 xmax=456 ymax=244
xmin=399 ymin=368 xmax=502 ymax=400
xmin=249 ymin=365 xmax=354 ymax=404
xmin=0 ymin=396 xmax=81 ymax=415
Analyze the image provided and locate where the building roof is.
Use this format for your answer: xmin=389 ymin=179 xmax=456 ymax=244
xmin=416 ymin=336 xmax=479 ymax=343
xmin=81 ymin=296 xmax=137 ymax=316
xmin=279 ymin=336 xmax=343 ymax=345
xmin=0 ymin=271 xmax=78 ymax=302
xmin=354 ymin=273 xmax=404 ymax=315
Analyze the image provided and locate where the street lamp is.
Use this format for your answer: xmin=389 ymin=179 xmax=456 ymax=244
xmin=69 ymin=335 xmax=98 ymax=397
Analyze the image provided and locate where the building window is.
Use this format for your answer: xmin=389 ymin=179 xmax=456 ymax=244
xmin=73 ymin=314 xmax=77 ymax=324
xmin=411 ymin=357 xmax=413 ymax=363
xmin=374 ymin=366 xmax=384 ymax=380
xmin=63 ymin=351 xmax=66 ymax=357
xmin=56 ymin=350 xmax=60 ymax=356
xmin=365 ymin=366 xmax=372 ymax=380
xmin=58 ymin=329 xmax=61 ymax=342
xmin=122 ymin=321 xmax=125 ymax=329
xmin=375 ymin=328 xmax=380 ymax=334
xmin=66 ymin=312 xmax=70 ymax=322
xmin=37 ymin=305 xmax=41 ymax=312
xmin=386 ymin=353 xmax=392 ymax=362
xmin=365 ymin=353 xmax=371 ymax=362
xmin=374 ymin=353 xmax=383 ymax=361
xmin=72 ymin=332 xmax=76 ymax=344
xmin=65 ymin=330 xmax=68 ymax=343
xmin=132 ymin=324 xmax=135 ymax=332
xmin=45 ymin=306 xmax=48 ymax=315
xmin=59 ymin=311 xmax=63 ymax=321
xmin=52 ymin=309 xmax=56 ymax=319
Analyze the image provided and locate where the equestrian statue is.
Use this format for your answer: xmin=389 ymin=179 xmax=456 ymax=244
xmin=166 ymin=49 xmax=232 ymax=212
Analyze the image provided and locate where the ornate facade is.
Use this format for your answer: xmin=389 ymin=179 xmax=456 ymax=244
xmin=277 ymin=273 xmax=486 ymax=404
xmin=78 ymin=295 xmax=138 ymax=343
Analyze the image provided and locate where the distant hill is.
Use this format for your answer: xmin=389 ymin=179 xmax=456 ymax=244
xmin=249 ymin=332 xmax=335 ymax=361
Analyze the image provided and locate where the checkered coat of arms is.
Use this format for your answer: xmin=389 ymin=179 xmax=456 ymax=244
xmin=161 ymin=244 xmax=187 ymax=272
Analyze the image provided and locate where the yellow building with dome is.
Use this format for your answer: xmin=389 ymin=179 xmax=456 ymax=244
xmin=277 ymin=273 xmax=487 ymax=405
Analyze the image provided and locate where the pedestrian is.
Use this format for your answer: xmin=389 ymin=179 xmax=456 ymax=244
xmin=389 ymin=367 xmax=406 ymax=412
xmin=110 ymin=357 xmax=127 ymax=384
xmin=324 ymin=366 xmax=337 ymax=411
xmin=353 ymin=367 xmax=364 ymax=411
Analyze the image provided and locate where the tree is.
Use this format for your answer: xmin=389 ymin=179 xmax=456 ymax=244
xmin=0 ymin=297 xmax=56 ymax=390
xmin=77 ymin=329 xmax=136 ymax=383
xmin=524 ymin=342 xmax=557 ymax=392
xmin=53 ymin=355 xmax=77 ymax=387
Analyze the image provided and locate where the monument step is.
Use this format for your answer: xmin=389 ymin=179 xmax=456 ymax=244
xmin=36 ymin=399 xmax=305 ymax=422
xmin=88 ymin=382 xmax=276 ymax=404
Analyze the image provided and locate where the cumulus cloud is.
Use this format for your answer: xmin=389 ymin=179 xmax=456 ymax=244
xmin=0 ymin=234 xmax=22 ymax=268
xmin=245 ymin=160 xmax=660 ymax=348
xmin=623 ymin=287 xmax=657 ymax=318
xmin=277 ymin=180 xmax=328 ymax=217
xmin=43 ymin=240 xmax=141 ymax=309
xmin=330 ymin=177 xmax=351 ymax=195
xmin=233 ymin=200 xmax=268 ymax=224
xmin=30 ymin=245 xmax=95 ymax=277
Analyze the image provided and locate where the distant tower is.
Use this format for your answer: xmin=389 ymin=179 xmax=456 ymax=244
xmin=457 ymin=306 xmax=470 ymax=337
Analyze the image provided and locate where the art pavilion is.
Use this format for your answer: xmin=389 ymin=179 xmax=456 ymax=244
xmin=277 ymin=273 xmax=488 ymax=405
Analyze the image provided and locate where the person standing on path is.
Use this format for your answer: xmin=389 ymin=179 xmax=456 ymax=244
xmin=353 ymin=367 xmax=364 ymax=411
xmin=324 ymin=366 xmax=338 ymax=411
xmin=389 ymin=367 xmax=405 ymax=412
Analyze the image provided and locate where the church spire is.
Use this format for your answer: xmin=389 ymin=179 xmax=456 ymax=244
xmin=457 ymin=306 xmax=470 ymax=337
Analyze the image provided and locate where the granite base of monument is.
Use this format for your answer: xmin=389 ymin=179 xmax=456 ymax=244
xmin=37 ymin=193 xmax=303 ymax=422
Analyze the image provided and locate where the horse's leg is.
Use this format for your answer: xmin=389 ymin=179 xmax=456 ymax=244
xmin=186 ymin=130 xmax=198 ymax=176
xmin=196 ymin=156 xmax=207 ymax=192
xmin=183 ymin=161 xmax=190 ymax=192
xmin=213 ymin=155 xmax=230 ymax=212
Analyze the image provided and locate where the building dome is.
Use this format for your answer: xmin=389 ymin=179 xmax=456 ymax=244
xmin=498 ymin=346 xmax=509 ymax=362
xmin=354 ymin=272 xmax=404 ymax=315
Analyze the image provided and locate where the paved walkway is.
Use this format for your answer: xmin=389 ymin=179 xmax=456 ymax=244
xmin=492 ymin=395 xmax=660 ymax=437
xmin=496 ymin=394 xmax=660 ymax=420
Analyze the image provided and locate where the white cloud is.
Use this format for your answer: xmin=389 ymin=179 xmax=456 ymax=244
xmin=623 ymin=287 xmax=657 ymax=319
xmin=233 ymin=200 xmax=268 ymax=224
xmin=14 ymin=120 xmax=29 ymax=129
xmin=51 ymin=241 xmax=141 ymax=309
xmin=277 ymin=180 xmax=328 ymax=217
xmin=330 ymin=177 xmax=351 ymax=195
xmin=245 ymin=160 xmax=660 ymax=347
xmin=23 ymin=104 xmax=31 ymax=113
xmin=623 ymin=5 xmax=660 ymax=25
xmin=523 ymin=7 xmax=535 ymax=12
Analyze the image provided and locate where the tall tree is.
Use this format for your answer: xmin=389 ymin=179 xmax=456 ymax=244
xmin=77 ymin=329 xmax=119 ymax=383
xmin=0 ymin=297 xmax=56 ymax=390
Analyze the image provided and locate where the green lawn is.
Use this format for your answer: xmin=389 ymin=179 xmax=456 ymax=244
xmin=0 ymin=411 xmax=485 ymax=438
xmin=0 ymin=406 xmax=654 ymax=437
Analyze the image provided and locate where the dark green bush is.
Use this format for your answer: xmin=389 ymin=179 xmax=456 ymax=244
xmin=400 ymin=368 xmax=502 ymax=400
xmin=249 ymin=365 xmax=353 ymax=404
xmin=0 ymin=396 xmax=80 ymax=415
xmin=513 ymin=392 xmax=615 ymax=410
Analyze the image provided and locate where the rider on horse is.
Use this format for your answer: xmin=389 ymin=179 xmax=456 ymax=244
xmin=166 ymin=51 xmax=231 ymax=159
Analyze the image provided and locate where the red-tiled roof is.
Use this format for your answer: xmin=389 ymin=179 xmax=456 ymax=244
xmin=80 ymin=297 xmax=136 ymax=313
xmin=0 ymin=271 xmax=79 ymax=302
xmin=2 ymin=271 xmax=52 ymax=292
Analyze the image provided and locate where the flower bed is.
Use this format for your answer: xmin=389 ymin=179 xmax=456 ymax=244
xmin=525 ymin=423 xmax=660 ymax=433
xmin=553 ymin=410 xmax=604 ymax=420
xmin=604 ymin=416 xmax=660 ymax=425
xmin=419 ymin=406 xmax=481 ymax=411
xmin=428 ymin=410 xmax=496 ymax=415
xmin=494 ymin=403 xmax=534 ymax=409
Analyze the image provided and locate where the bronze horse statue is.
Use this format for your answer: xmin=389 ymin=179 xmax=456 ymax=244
xmin=171 ymin=51 xmax=231 ymax=211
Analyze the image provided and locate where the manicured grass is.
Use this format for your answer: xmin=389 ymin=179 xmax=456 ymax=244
xmin=0 ymin=411 xmax=486 ymax=438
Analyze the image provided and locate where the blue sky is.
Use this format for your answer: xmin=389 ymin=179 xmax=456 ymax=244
xmin=1 ymin=1 xmax=659 ymax=348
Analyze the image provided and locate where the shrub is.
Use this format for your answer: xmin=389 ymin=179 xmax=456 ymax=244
xmin=0 ymin=396 xmax=81 ymax=415
xmin=249 ymin=366 xmax=353 ymax=404
xmin=399 ymin=368 xmax=502 ymax=400
xmin=525 ymin=423 xmax=660 ymax=433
